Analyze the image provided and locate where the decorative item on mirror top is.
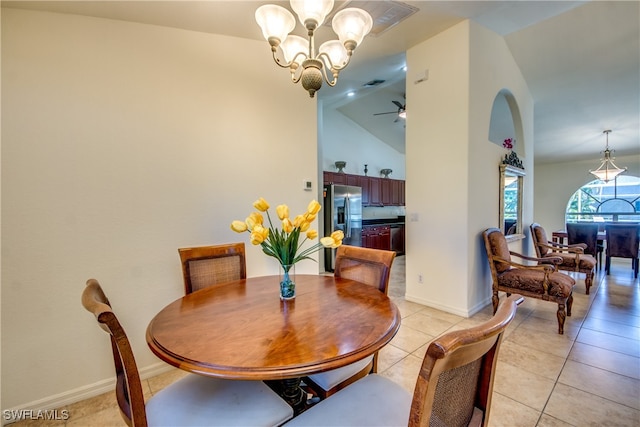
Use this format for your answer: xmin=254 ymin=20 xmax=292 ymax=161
xmin=502 ymin=151 xmax=523 ymax=169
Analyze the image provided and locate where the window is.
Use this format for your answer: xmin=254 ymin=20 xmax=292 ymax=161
xmin=565 ymin=175 xmax=640 ymax=223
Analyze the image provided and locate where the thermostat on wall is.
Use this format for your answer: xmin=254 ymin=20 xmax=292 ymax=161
xmin=303 ymin=180 xmax=313 ymax=191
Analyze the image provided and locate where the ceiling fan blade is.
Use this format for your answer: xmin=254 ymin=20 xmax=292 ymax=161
xmin=392 ymin=100 xmax=404 ymax=109
xmin=373 ymin=111 xmax=398 ymax=115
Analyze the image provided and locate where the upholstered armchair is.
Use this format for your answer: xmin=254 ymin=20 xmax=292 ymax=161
xmin=483 ymin=228 xmax=575 ymax=334
xmin=530 ymin=223 xmax=596 ymax=294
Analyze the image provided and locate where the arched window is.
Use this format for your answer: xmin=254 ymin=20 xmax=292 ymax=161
xmin=565 ymin=175 xmax=640 ymax=223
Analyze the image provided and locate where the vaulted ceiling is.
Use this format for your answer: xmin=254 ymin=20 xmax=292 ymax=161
xmin=4 ymin=1 xmax=638 ymax=163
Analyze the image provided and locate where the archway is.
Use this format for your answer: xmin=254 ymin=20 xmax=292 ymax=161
xmin=488 ymin=89 xmax=524 ymax=155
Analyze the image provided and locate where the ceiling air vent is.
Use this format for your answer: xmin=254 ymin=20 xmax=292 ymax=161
xmin=325 ymin=1 xmax=419 ymax=36
xmin=363 ymin=79 xmax=386 ymax=87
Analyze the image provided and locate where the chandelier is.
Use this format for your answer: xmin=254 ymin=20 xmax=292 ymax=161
xmin=255 ymin=0 xmax=373 ymax=98
xmin=589 ymin=130 xmax=627 ymax=182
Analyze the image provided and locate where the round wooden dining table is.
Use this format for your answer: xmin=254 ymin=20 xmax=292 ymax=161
xmin=146 ymin=274 xmax=401 ymax=412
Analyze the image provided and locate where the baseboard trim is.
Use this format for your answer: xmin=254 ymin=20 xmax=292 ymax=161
xmin=403 ymin=294 xmax=491 ymax=317
xmin=2 ymin=362 xmax=173 ymax=425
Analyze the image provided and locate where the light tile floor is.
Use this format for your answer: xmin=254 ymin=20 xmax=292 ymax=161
xmin=12 ymin=256 xmax=640 ymax=426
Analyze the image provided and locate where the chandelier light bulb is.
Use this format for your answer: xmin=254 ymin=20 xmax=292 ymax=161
xmin=319 ymin=40 xmax=349 ymax=69
xmin=255 ymin=5 xmax=295 ymax=47
xmin=290 ymin=0 xmax=334 ymax=30
xmin=281 ymin=35 xmax=308 ymax=65
xmin=331 ymin=8 xmax=373 ymax=50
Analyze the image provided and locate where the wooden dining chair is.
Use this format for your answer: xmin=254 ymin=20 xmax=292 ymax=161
xmin=566 ymin=222 xmax=603 ymax=270
xmin=304 ymin=245 xmax=396 ymax=399
xmin=81 ymin=279 xmax=293 ymax=427
xmin=531 ymin=223 xmax=596 ymax=294
xmin=178 ymin=243 xmax=246 ymax=294
xmin=604 ymin=223 xmax=640 ymax=278
xmin=286 ymin=295 xmax=523 ymax=427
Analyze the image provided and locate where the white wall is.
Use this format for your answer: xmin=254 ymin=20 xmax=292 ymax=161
xmin=1 ymin=9 xmax=317 ymax=411
xmin=320 ymin=106 xmax=406 ymax=179
xmin=467 ymin=22 xmax=535 ymax=308
xmin=405 ymin=21 xmax=470 ymax=315
xmin=534 ymin=154 xmax=640 ymax=233
xmin=404 ymin=20 xmax=533 ymax=315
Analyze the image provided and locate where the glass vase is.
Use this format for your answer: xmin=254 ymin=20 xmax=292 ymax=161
xmin=279 ymin=264 xmax=296 ymax=300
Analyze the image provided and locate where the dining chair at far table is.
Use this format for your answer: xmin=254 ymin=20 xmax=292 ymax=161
xmin=484 ymin=228 xmax=574 ymax=334
xmin=81 ymin=278 xmax=293 ymax=427
xmin=566 ymin=222 xmax=603 ymax=270
xmin=531 ymin=223 xmax=596 ymax=294
xmin=287 ymin=294 xmax=524 ymax=427
xmin=604 ymin=223 xmax=640 ymax=278
xmin=178 ymin=243 xmax=246 ymax=294
xmin=304 ymin=245 xmax=396 ymax=399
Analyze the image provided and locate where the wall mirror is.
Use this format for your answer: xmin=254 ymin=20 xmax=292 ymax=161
xmin=499 ymin=161 xmax=525 ymax=239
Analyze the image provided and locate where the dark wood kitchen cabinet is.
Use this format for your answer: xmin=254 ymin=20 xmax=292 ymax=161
xmin=390 ymin=225 xmax=405 ymax=255
xmin=324 ymin=172 xmax=404 ymax=207
xmin=346 ymin=174 xmax=359 ymax=186
xmin=362 ymin=225 xmax=391 ymax=251
xmin=379 ymin=226 xmax=391 ymax=250
xmin=380 ymin=179 xmax=392 ymax=205
xmin=357 ymin=176 xmax=370 ymax=206
xmin=368 ymin=177 xmax=382 ymax=206
xmin=390 ymin=180 xmax=401 ymax=205
xmin=323 ymin=171 xmax=346 ymax=185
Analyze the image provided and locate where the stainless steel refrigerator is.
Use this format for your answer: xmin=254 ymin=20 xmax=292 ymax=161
xmin=323 ymin=184 xmax=362 ymax=271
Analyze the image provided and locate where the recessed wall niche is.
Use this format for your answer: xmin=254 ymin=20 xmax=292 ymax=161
xmin=489 ymin=90 xmax=522 ymax=154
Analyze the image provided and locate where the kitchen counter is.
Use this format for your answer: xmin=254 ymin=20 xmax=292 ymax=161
xmin=362 ymin=217 xmax=405 ymax=226
xmin=361 ymin=219 xmax=405 ymax=255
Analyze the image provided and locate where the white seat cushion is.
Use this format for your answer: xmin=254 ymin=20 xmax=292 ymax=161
xmin=306 ymin=356 xmax=373 ymax=390
xmin=146 ymin=374 xmax=293 ymax=427
xmin=285 ymin=374 xmax=411 ymax=426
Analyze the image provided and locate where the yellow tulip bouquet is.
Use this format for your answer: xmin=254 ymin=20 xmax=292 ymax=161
xmin=231 ymin=197 xmax=343 ymax=299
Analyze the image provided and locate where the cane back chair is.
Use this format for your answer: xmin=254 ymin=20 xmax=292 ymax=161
xmin=81 ymin=279 xmax=292 ymax=427
xmin=287 ymin=295 xmax=523 ymax=427
xmin=178 ymin=243 xmax=246 ymax=294
xmin=304 ymin=245 xmax=396 ymax=399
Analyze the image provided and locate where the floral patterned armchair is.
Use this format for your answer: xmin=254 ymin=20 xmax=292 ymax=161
xmin=530 ymin=223 xmax=596 ymax=294
xmin=483 ymin=228 xmax=575 ymax=334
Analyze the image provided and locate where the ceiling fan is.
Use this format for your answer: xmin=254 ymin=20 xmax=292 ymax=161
xmin=374 ymin=99 xmax=406 ymax=122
